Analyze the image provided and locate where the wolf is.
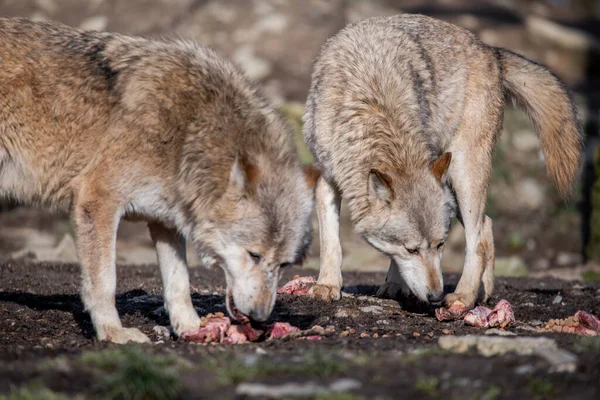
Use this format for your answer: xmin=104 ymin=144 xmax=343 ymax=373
xmin=0 ymin=18 xmax=319 ymax=343
xmin=303 ymin=14 xmax=581 ymax=309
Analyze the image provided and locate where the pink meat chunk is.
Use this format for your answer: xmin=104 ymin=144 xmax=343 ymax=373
xmin=277 ymin=275 xmax=317 ymax=295
xmin=463 ymin=306 xmax=492 ymax=327
xmin=435 ymin=300 xmax=468 ymax=321
xmin=180 ymin=315 xmax=230 ymax=343
xmin=181 ymin=314 xmax=329 ymax=344
xmin=268 ymin=322 xmax=300 ymax=340
xmin=436 ymin=298 xmax=515 ymax=328
xmin=487 ymin=299 xmax=515 ymax=328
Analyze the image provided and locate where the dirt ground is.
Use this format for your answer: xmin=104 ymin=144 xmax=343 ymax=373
xmin=1 ymin=260 xmax=599 ymax=399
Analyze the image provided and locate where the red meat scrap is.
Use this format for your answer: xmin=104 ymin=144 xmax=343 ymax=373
xmin=181 ymin=314 xmax=332 ymax=344
xmin=436 ymin=299 xmax=515 ymax=329
xmin=277 ymin=275 xmax=317 ymax=295
xmin=463 ymin=299 xmax=515 ymax=328
xmin=435 ymin=300 xmax=468 ymax=321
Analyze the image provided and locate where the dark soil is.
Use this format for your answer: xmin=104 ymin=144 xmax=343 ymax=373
xmin=0 ymin=260 xmax=599 ymax=399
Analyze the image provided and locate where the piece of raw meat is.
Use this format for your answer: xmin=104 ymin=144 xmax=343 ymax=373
xmin=267 ymin=322 xmax=300 ymax=340
xmin=180 ymin=313 xmax=231 ymax=343
xmin=277 ymin=275 xmax=317 ymax=295
xmin=539 ymin=311 xmax=600 ymax=336
xmin=486 ymin=299 xmax=515 ymax=328
xmin=181 ymin=315 xmax=331 ymax=344
xmin=435 ymin=300 xmax=468 ymax=321
xmin=437 ymin=299 xmax=515 ymax=328
xmin=463 ymin=306 xmax=492 ymax=327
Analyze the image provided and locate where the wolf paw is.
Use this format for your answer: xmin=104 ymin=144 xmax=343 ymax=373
xmin=309 ymin=284 xmax=341 ymax=302
xmin=444 ymin=292 xmax=476 ymax=310
xmin=168 ymin=304 xmax=201 ymax=336
xmin=99 ymin=327 xmax=151 ymax=344
xmin=376 ymin=283 xmax=407 ymax=300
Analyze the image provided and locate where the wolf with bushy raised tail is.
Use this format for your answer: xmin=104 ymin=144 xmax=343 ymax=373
xmin=303 ymin=14 xmax=581 ymax=309
xmin=0 ymin=18 xmax=319 ymax=343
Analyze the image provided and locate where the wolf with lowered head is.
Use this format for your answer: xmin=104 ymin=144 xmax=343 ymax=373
xmin=303 ymin=14 xmax=581 ymax=310
xmin=0 ymin=19 xmax=318 ymax=343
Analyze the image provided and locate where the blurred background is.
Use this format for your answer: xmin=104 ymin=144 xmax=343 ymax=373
xmin=1 ymin=0 xmax=600 ymax=282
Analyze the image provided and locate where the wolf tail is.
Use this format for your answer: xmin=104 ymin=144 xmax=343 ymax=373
xmin=497 ymin=48 xmax=583 ymax=198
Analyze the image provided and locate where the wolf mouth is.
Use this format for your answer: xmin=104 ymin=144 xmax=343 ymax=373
xmin=226 ymin=287 xmax=250 ymax=323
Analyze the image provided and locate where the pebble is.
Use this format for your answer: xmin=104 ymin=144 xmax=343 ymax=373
xmin=552 ymin=295 xmax=563 ymax=305
xmin=335 ymin=307 xmax=360 ymax=319
xmin=359 ymin=305 xmax=384 ymax=314
xmin=412 ymin=332 xmax=421 ymax=338
xmin=360 ymin=332 xmax=370 ymax=338
xmin=485 ymin=329 xmax=517 ymax=336
xmin=442 ymin=329 xmax=453 ymax=335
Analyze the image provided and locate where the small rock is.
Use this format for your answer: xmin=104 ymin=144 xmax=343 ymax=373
xmin=376 ymin=319 xmax=390 ymax=325
xmin=79 ymin=15 xmax=108 ymax=31
xmin=552 ymin=295 xmax=563 ymax=305
xmin=485 ymin=329 xmax=517 ymax=336
xmin=359 ymin=305 xmax=384 ymax=314
xmin=153 ymin=325 xmax=171 ymax=341
xmin=515 ymin=364 xmax=536 ymax=375
xmin=556 ymin=252 xmax=582 ymax=267
xmin=372 ymin=333 xmax=379 ymax=338
xmin=359 ymin=332 xmax=370 ymax=338
xmin=442 ymin=329 xmax=452 ymax=335
xmin=232 ymin=46 xmax=272 ymax=81
xmin=516 ymin=179 xmax=545 ymax=211
xmin=535 ymin=347 xmax=578 ymax=373
xmin=412 ymin=332 xmax=421 ymax=338
xmin=329 ymin=379 xmax=362 ymax=393
xmin=340 ymin=331 xmax=350 ymax=337
xmin=533 ymin=258 xmax=550 ymax=270
xmin=438 ymin=335 xmax=557 ymax=357
xmin=335 ymin=307 xmax=361 ymax=319
xmin=529 ymin=320 xmax=544 ymax=327
xmin=512 ymin=129 xmax=540 ymax=152
xmin=522 ymin=302 xmax=535 ymax=307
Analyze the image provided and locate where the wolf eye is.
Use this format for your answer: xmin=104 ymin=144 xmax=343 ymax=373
xmin=406 ymin=247 xmax=419 ymax=255
xmin=247 ymin=251 xmax=262 ymax=264
xmin=437 ymin=242 xmax=445 ymax=250
xmin=280 ymin=262 xmax=292 ymax=269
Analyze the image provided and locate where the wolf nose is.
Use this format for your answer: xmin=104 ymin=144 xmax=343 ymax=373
xmin=427 ymin=291 xmax=444 ymax=304
xmin=248 ymin=309 xmax=270 ymax=323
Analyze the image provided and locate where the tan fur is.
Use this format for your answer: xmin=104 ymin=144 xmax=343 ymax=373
xmin=304 ymin=14 xmax=582 ymax=306
xmin=0 ymin=18 xmax=315 ymax=342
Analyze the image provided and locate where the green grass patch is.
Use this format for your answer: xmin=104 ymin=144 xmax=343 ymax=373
xmin=575 ymin=336 xmax=600 ymax=352
xmin=581 ymin=270 xmax=600 ymax=282
xmin=415 ymin=376 xmax=439 ymax=397
xmin=81 ymin=346 xmax=187 ymax=400
xmin=527 ymin=376 xmax=556 ymax=398
xmin=0 ymin=381 xmax=79 ymax=400
xmin=206 ymin=353 xmax=346 ymax=385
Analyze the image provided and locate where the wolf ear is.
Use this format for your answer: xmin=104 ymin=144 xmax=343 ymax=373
xmin=229 ymin=154 xmax=260 ymax=192
xmin=430 ymin=152 xmax=452 ymax=183
xmin=368 ymin=169 xmax=393 ymax=202
xmin=301 ymin=164 xmax=321 ymax=190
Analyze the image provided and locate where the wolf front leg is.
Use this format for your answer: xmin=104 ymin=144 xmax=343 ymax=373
xmin=310 ymin=176 xmax=343 ymax=301
xmin=148 ymin=222 xmax=200 ymax=335
xmin=72 ymin=187 xmax=150 ymax=344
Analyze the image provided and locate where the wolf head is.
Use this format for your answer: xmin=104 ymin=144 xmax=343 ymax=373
xmin=354 ymin=153 xmax=456 ymax=304
xmin=193 ymin=155 xmax=319 ymax=322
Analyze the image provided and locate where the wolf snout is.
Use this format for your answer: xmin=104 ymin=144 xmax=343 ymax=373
xmin=426 ymin=291 xmax=444 ymax=304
